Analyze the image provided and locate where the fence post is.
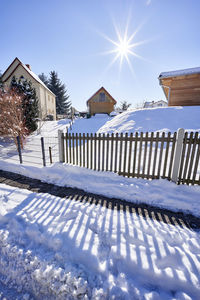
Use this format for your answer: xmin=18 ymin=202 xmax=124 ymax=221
xmin=171 ymin=128 xmax=185 ymax=183
xmin=41 ymin=137 xmax=46 ymax=167
xmin=49 ymin=147 xmax=52 ymax=164
xmin=16 ymin=136 xmax=23 ymax=164
xmin=58 ymin=130 xmax=65 ymax=162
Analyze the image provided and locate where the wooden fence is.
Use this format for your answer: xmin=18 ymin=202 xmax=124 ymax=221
xmin=58 ymin=130 xmax=200 ymax=185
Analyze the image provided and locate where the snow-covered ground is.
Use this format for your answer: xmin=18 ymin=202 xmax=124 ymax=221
xmin=98 ymin=106 xmax=200 ymax=134
xmin=0 ymin=119 xmax=71 ymax=167
xmin=0 ymin=106 xmax=199 ymax=217
xmin=70 ymin=114 xmax=112 ymax=134
xmin=0 ymin=106 xmax=200 ymax=298
xmin=0 ymin=161 xmax=200 ymax=218
xmin=1 ymin=106 xmax=200 ymax=168
xmin=37 ymin=118 xmax=71 ymax=136
xmin=0 ymin=183 xmax=200 ymax=299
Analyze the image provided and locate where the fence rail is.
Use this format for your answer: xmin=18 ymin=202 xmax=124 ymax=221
xmin=60 ymin=130 xmax=200 ymax=185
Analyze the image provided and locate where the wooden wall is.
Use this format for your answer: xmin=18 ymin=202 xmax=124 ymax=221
xmin=161 ymin=74 xmax=200 ymax=106
xmin=88 ymin=91 xmax=115 ymax=115
xmin=89 ymin=102 xmax=114 ymax=115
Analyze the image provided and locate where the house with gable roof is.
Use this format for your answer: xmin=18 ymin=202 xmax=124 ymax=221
xmin=1 ymin=57 xmax=56 ymax=120
xmin=87 ymin=87 xmax=117 ymax=115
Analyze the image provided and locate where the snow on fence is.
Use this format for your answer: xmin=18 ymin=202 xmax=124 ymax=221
xmin=59 ymin=129 xmax=200 ymax=185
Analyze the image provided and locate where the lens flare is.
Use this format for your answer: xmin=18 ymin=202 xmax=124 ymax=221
xmin=99 ymin=21 xmax=149 ymax=75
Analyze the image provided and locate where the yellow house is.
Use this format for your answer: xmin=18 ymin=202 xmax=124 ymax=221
xmin=1 ymin=57 xmax=56 ymax=120
xmin=87 ymin=87 xmax=117 ymax=115
xmin=159 ymin=67 xmax=200 ymax=106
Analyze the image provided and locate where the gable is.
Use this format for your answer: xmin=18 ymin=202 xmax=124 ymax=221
xmin=1 ymin=57 xmax=21 ymax=82
xmin=4 ymin=64 xmax=40 ymax=91
xmin=87 ymin=87 xmax=117 ymax=105
xmin=2 ymin=57 xmax=55 ymax=96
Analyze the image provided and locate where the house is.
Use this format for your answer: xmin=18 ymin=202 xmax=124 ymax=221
xmin=87 ymin=87 xmax=117 ymax=115
xmin=143 ymin=100 xmax=168 ymax=108
xmin=1 ymin=57 xmax=56 ymax=120
xmin=159 ymin=67 xmax=200 ymax=106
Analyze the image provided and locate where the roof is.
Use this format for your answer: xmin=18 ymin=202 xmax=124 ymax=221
xmin=155 ymin=100 xmax=167 ymax=104
xmin=86 ymin=87 xmax=117 ymax=105
xmin=159 ymin=67 xmax=200 ymax=79
xmin=2 ymin=57 xmax=55 ymax=96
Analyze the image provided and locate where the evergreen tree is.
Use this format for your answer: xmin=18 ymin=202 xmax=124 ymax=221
xmin=38 ymin=73 xmax=49 ymax=86
xmin=48 ymin=71 xmax=71 ymax=115
xmin=119 ymin=100 xmax=132 ymax=111
xmin=10 ymin=76 xmax=39 ymax=133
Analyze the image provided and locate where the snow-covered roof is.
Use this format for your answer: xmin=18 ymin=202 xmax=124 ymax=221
xmin=2 ymin=57 xmax=55 ymax=96
xmin=21 ymin=63 xmax=55 ymax=96
xmin=159 ymin=67 xmax=200 ymax=79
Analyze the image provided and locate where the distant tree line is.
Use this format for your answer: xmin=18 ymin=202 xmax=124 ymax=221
xmin=39 ymin=71 xmax=71 ymax=115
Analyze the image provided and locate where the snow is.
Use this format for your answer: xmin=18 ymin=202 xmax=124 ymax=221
xmin=38 ymin=106 xmax=200 ymax=137
xmin=0 ymin=161 xmax=200 ymax=218
xmin=70 ymin=114 xmax=112 ymax=134
xmin=97 ymin=106 xmax=200 ymax=134
xmin=37 ymin=118 xmax=71 ymax=136
xmin=22 ymin=63 xmax=55 ymax=96
xmin=0 ymin=106 xmax=200 ymax=298
xmin=0 ymin=183 xmax=199 ymax=299
xmin=0 ymin=106 xmax=200 ymax=216
xmin=159 ymin=67 xmax=200 ymax=78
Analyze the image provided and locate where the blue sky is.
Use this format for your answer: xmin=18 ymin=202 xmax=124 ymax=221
xmin=1 ymin=0 xmax=200 ymax=111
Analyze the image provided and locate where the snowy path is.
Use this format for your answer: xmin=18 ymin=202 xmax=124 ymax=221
xmin=0 ymin=174 xmax=200 ymax=299
xmin=0 ymin=169 xmax=199 ymax=230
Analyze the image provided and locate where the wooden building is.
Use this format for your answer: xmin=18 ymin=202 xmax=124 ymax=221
xmin=159 ymin=67 xmax=200 ymax=106
xmin=87 ymin=87 xmax=117 ymax=115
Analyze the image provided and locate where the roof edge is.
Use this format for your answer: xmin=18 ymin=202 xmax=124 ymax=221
xmin=2 ymin=57 xmax=55 ymax=97
xmin=86 ymin=86 xmax=117 ymax=105
xmin=1 ymin=57 xmax=21 ymax=79
xmin=159 ymin=67 xmax=200 ymax=79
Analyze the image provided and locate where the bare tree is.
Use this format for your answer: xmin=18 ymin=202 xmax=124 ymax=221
xmin=0 ymin=88 xmax=27 ymax=148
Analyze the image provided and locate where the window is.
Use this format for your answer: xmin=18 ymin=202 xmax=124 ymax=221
xmin=99 ymin=92 xmax=106 ymax=102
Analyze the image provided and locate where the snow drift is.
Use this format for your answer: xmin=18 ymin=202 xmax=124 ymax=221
xmin=97 ymin=106 xmax=200 ymax=134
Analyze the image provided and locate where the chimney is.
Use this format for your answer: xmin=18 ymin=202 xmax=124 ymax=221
xmin=26 ymin=64 xmax=31 ymax=70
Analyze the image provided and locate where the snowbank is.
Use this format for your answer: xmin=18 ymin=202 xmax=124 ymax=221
xmin=35 ymin=118 xmax=71 ymax=137
xmin=0 ymin=183 xmax=200 ymax=299
xmin=0 ymin=160 xmax=200 ymax=217
xmin=97 ymin=106 xmax=200 ymax=134
xmin=70 ymin=114 xmax=112 ymax=134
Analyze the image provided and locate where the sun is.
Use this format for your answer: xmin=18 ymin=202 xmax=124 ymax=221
xmin=116 ymin=38 xmax=131 ymax=57
xmin=99 ymin=21 xmax=147 ymax=74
